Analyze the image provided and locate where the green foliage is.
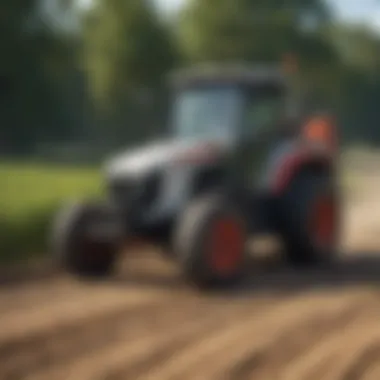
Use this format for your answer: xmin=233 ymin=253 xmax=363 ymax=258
xmin=177 ymin=0 xmax=344 ymax=110
xmin=329 ymin=24 xmax=380 ymax=74
xmin=0 ymin=162 xmax=101 ymax=263
xmin=0 ymin=0 xmax=79 ymax=154
xmin=82 ymin=0 xmax=178 ymax=111
xmin=179 ymin=0 xmax=328 ymax=62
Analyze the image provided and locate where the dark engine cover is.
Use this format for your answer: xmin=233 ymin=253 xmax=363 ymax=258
xmin=108 ymin=170 xmax=161 ymax=221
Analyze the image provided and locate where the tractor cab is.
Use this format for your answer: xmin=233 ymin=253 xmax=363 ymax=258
xmin=168 ymin=64 xmax=298 ymax=186
xmin=169 ymin=65 xmax=295 ymax=145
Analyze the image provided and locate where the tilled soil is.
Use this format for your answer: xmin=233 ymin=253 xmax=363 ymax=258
xmin=1 ymin=191 xmax=380 ymax=380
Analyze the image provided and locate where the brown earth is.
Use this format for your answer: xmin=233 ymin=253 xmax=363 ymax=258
xmin=0 ymin=178 xmax=380 ymax=380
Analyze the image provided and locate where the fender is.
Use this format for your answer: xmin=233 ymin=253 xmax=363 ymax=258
xmin=266 ymin=114 xmax=338 ymax=195
xmin=270 ymin=144 xmax=333 ymax=195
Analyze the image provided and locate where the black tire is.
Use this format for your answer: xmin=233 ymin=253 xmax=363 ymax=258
xmin=173 ymin=194 xmax=248 ymax=289
xmin=51 ymin=201 xmax=123 ymax=279
xmin=279 ymin=171 xmax=340 ymax=266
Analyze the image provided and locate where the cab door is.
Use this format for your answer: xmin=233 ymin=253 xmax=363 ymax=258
xmin=232 ymin=84 xmax=286 ymax=188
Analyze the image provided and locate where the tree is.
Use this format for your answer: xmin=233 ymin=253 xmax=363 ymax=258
xmin=82 ymin=0 xmax=178 ymax=112
xmin=0 ymin=0 xmax=77 ymax=154
xmin=178 ymin=0 xmax=331 ymax=64
xmin=327 ymin=24 xmax=380 ymax=144
xmin=178 ymin=0 xmax=343 ymax=111
xmin=328 ymin=24 xmax=380 ymax=75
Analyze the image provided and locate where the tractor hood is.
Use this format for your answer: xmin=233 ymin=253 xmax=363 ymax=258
xmin=104 ymin=138 xmax=231 ymax=178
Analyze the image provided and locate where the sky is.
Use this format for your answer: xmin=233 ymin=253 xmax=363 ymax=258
xmin=155 ymin=0 xmax=183 ymax=14
xmin=329 ymin=0 xmax=380 ymax=29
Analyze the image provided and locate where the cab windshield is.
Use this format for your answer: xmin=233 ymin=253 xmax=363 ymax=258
xmin=172 ymin=86 xmax=243 ymax=141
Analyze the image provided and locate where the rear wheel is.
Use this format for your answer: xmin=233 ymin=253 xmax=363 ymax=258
xmin=51 ymin=201 xmax=123 ymax=279
xmin=279 ymin=172 xmax=340 ymax=266
xmin=174 ymin=194 xmax=248 ymax=289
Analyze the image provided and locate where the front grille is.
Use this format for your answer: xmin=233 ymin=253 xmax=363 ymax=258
xmin=139 ymin=172 xmax=160 ymax=208
xmin=108 ymin=178 xmax=136 ymax=207
xmin=108 ymin=172 xmax=161 ymax=214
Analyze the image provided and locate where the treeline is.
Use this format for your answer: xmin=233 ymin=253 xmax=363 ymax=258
xmin=2 ymin=0 xmax=380 ymax=159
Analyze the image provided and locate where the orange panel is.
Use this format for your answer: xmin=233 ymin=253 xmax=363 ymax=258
xmin=303 ymin=116 xmax=337 ymax=152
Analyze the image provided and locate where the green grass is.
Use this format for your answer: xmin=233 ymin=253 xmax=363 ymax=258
xmin=0 ymin=162 xmax=102 ymax=265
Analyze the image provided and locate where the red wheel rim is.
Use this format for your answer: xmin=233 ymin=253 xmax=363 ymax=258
xmin=310 ymin=195 xmax=336 ymax=250
xmin=208 ymin=217 xmax=244 ymax=276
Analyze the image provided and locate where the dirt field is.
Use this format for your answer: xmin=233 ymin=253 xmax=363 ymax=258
xmin=1 ymin=177 xmax=380 ymax=380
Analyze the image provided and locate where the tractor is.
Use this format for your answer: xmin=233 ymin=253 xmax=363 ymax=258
xmin=51 ymin=63 xmax=340 ymax=289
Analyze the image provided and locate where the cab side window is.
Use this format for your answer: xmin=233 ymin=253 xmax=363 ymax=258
xmin=243 ymin=86 xmax=285 ymax=137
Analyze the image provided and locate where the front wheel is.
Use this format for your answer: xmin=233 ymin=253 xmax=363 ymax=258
xmin=173 ymin=194 xmax=248 ymax=289
xmin=51 ymin=201 xmax=124 ymax=279
xmin=279 ymin=172 xmax=340 ymax=266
